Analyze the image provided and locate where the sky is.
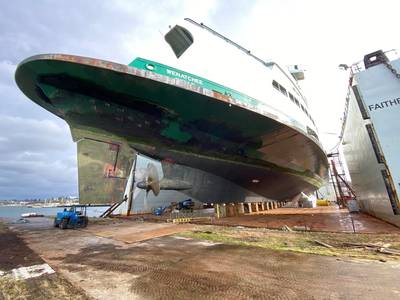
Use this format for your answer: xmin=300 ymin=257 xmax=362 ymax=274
xmin=0 ymin=0 xmax=399 ymax=200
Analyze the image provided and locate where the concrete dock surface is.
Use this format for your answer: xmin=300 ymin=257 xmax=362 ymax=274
xmin=1 ymin=216 xmax=400 ymax=300
xmin=198 ymin=206 xmax=400 ymax=233
xmin=82 ymin=221 xmax=193 ymax=243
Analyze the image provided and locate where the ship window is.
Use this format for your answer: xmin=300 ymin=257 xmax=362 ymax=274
xmin=289 ymin=93 xmax=294 ymax=101
xmin=294 ymin=97 xmax=299 ymax=106
xmin=272 ymin=80 xmax=288 ymax=97
xmin=272 ymin=80 xmax=279 ymax=90
xmin=146 ymin=63 xmax=155 ymax=71
xmin=307 ymin=126 xmax=319 ymax=140
xmin=279 ymin=85 xmax=287 ymax=96
xmin=165 ymin=25 xmax=194 ymax=58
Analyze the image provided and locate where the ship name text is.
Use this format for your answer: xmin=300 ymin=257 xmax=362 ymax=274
xmin=368 ymin=97 xmax=400 ymax=111
xmin=166 ymin=69 xmax=203 ymax=86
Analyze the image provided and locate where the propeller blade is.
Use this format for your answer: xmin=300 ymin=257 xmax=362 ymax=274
xmin=136 ymin=163 xmax=160 ymax=196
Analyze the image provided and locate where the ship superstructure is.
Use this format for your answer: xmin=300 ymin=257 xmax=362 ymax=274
xmin=15 ymin=19 xmax=328 ymax=205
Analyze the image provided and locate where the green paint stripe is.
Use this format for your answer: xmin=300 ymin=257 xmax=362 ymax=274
xmin=130 ymin=57 xmax=258 ymax=107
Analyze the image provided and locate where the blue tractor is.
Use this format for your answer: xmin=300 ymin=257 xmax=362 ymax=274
xmin=170 ymin=199 xmax=195 ymax=213
xmin=54 ymin=205 xmax=89 ymax=229
xmin=177 ymin=199 xmax=195 ymax=212
xmin=153 ymin=199 xmax=195 ymax=216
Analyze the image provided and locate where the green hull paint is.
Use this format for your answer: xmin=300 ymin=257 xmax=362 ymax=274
xmin=15 ymin=54 xmax=329 ymax=202
xmin=130 ymin=57 xmax=259 ymax=109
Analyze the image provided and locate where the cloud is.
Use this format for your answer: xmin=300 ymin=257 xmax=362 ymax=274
xmin=0 ymin=116 xmax=73 ymax=154
xmin=1 ymin=0 xmax=399 ymax=199
xmin=0 ymin=115 xmax=76 ymax=199
xmin=0 ymin=0 xmax=220 ymax=199
xmin=0 ymin=59 xmax=77 ymax=199
xmin=237 ymin=0 xmax=400 ymax=148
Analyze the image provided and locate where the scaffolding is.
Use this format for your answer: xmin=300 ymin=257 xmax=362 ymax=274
xmin=327 ymin=152 xmax=357 ymax=208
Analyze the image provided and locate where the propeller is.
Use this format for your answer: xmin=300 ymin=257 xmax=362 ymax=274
xmin=136 ymin=163 xmax=161 ymax=196
xmin=136 ymin=162 xmax=192 ymax=197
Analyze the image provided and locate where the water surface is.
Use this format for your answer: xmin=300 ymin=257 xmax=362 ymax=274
xmin=0 ymin=206 xmax=108 ymax=220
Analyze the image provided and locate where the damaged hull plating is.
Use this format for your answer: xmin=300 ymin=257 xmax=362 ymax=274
xmin=15 ymin=54 xmax=328 ymax=204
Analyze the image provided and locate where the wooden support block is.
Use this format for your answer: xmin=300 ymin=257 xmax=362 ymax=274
xmin=216 ymin=203 xmax=227 ymax=218
xmin=235 ymin=203 xmax=244 ymax=215
xmin=247 ymin=202 xmax=252 ymax=213
xmin=233 ymin=204 xmax=237 ymax=216
xmin=254 ymin=202 xmax=259 ymax=212
xmin=221 ymin=203 xmax=227 ymax=217
xmin=215 ymin=204 xmax=220 ymax=219
xmin=226 ymin=204 xmax=233 ymax=217
xmin=239 ymin=203 xmax=245 ymax=215
xmin=233 ymin=203 xmax=238 ymax=216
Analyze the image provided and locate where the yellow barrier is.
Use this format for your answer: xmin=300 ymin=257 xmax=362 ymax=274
xmin=168 ymin=217 xmax=212 ymax=224
xmin=173 ymin=218 xmax=192 ymax=223
xmin=316 ymin=199 xmax=329 ymax=206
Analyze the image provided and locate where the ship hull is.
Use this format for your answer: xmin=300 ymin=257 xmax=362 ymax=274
xmin=341 ymin=51 xmax=400 ymax=227
xmin=15 ymin=54 xmax=328 ymax=203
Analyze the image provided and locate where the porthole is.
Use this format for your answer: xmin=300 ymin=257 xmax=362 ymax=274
xmin=146 ymin=64 xmax=155 ymax=71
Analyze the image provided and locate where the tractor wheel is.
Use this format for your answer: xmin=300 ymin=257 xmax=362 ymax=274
xmin=60 ymin=218 xmax=68 ymax=230
xmin=53 ymin=218 xmax=59 ymax=228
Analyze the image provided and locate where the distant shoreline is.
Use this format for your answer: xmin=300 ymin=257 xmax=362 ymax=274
xmin=0 ymin=204 xmax=77 ymax=208
xmin=0 ymin=205 xmax=109 ymax=219
xmin=0 ymin=203 xmax=109 ymax=207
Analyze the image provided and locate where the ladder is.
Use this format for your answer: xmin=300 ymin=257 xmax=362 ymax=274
xmin=328 ymin=152 xmax=357 ymax=208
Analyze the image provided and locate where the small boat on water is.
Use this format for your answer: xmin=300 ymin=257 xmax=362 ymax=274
xmin=21 ymin=212 xmax=44 ymax=218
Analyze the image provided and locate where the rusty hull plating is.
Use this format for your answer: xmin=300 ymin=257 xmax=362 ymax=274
xmin=15 ymin=54 xmax=328 ymax=204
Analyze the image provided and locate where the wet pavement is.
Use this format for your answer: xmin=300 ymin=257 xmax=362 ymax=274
xmin=200 ymin=206 xmax=400 ymax=233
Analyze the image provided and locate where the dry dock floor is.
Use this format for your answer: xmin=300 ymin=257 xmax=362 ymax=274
xmin=82 ymin=220 xmax=193 ymax=243
xmin=0 ymin=221 xmax=89 ymax=299
xmin=2 ymin=216 xmax=400 ymax=300
xmin=201 ymin=206 xmax=400 ymax=233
